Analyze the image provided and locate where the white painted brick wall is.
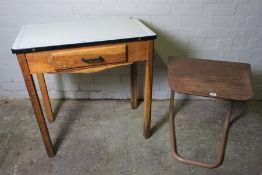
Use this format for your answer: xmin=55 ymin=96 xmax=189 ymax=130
xmin=0 ymin=0 xmax=262 ymax=100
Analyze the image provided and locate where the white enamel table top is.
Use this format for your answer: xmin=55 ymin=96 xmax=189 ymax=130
xmin=12 ymin=18 xmax=156 ymax=53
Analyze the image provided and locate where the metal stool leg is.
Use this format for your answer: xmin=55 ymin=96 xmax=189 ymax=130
xmin=169 ymin=90 xmax=233 ymax=169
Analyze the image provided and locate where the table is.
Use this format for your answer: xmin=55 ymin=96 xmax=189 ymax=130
xmin=12 ymin=18 xmax=157 ymax=157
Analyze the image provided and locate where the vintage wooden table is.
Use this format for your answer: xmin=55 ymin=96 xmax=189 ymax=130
xmin=11 ymin=18 xmax=157 ymax=157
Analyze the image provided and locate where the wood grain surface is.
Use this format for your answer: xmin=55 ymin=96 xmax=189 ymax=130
xmin=26 ymin=40 xmax=149 ymax=74
xmin=17 ymin=54 xmax=55 ymax=157
xmin=37 ymin=73 xmax=54 ymax=122
xmin=143 ymin=40 xmax=154 ymax=138
xmin=168 ymin=57 xmax=253 ymax=101
xmin=51 ymin=44 xmax=126 ymax=70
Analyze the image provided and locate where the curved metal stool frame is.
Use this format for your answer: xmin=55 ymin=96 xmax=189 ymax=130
xmin=169 ymin=90 xmax=233 ymax=169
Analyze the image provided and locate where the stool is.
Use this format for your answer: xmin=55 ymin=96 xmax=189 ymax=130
xmin=168 ymin=57 xmax=253 ymax=168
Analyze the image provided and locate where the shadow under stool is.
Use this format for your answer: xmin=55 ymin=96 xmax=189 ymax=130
xmin=167 ymin=57 xmax=253 ymax=168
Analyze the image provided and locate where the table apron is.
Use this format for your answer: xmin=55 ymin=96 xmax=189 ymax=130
xmin=25 ymin=40 xmax=150 ymax=74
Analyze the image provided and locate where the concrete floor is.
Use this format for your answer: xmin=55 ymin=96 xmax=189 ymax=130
xmin=0 ymin=98 xmax=261 ymax=175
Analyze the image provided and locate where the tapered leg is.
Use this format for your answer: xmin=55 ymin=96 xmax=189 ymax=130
xmin=130 ymin=63 xmax=138 ymax=109
xmin=37 ymin=73 xmax=54 ymax=122
xmin=143 ymin=40 xmax=154 ymax=139
xmin=17 ymin=54 xmax=55 ymax=157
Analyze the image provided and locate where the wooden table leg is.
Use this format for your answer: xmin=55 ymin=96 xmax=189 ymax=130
xmin=37 ymin=73 xmax=54 ymax=122
xmin=130 ymin=62 xmax=138 ymax=109
xmin=143 ymin=40 xmax=154 ymax=139
xmin=17 ymin=54 xmax=55 ymax=157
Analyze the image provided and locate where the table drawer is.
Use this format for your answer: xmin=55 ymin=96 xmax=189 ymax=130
xmin=50 ymin=44 xmax=127 ymax=70
xmin=26 ymin=40 xmax=149 ymax=73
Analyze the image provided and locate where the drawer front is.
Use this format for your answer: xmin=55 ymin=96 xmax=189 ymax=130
xmin=25 ymin=40 xmax=149 ymax=74
xmin=51 ymin=44 xmax=127 ymax=70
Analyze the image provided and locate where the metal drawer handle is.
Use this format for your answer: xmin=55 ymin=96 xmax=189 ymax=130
xmin=80 ymin=56 xmax=104 ymax=63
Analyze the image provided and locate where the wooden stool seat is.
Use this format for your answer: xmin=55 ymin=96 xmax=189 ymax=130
xmin=167 ymin=57 xmax=253 ymax=168
xmin=168 ymin=57 xmax=253 ymax=100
